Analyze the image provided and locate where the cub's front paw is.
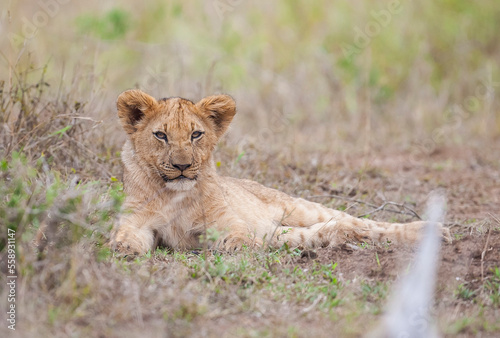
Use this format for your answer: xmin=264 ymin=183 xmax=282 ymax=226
xmin=214 ymin=234 xmax=262 ymax=252
xmin=111 ymin=240 xmax=142 ymax=258
xmin=109 ymin=226 xmax=153 ymax=257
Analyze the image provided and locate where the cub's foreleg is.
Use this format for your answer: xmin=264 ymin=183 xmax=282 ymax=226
xmin=110 ymin=212 xmax=157 ymax=256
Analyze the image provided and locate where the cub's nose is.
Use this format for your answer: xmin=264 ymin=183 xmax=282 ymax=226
xmin=172 ymin=163 xmax=191 ymax=171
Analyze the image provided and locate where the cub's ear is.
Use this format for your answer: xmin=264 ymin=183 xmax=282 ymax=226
xmin=117 ymin=90 xmax=157 ymax=134
xmin=196 ymin=94 xmax=236 ymax=138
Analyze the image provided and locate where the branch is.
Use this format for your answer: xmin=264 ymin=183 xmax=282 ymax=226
xmin=307 ymin=194 xmax=422 ymax=220
xmin=357 ymin=201 xmax=421 ymax=220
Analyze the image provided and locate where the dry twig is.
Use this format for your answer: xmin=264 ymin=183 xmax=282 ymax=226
xmin=480 ymin=224 xmax=492 ymax=281
xmin=307 ymin=194 xmax=422 ymax=220
xmin=481 ymin=213 xmax=500 ymax=281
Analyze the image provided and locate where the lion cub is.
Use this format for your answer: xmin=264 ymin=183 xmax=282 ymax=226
xmin=110 ymin=90 xmax=451 ymax=255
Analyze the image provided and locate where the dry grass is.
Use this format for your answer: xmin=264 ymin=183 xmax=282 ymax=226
xmin=1 ymin=0 xmax=500 ymax=337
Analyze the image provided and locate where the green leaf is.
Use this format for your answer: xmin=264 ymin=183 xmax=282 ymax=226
xmin=49 ymin=125 xmax=72 ymax=138
xmin=235 ymin=151 xmax=245 ymax=164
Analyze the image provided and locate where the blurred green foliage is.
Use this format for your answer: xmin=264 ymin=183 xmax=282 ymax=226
xmin=13 ymin=0 xmax=494 ymax=92
xmin=0 ymin=152 xmax=124 ymax=254
xmin=76 ymin=8 xmax=131 ymax=40
xmin=4 ymin=0 xmax=499 ymax=137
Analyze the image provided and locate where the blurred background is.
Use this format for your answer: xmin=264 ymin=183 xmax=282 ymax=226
xmin=2 ymin=0 xmax=499 ymax=174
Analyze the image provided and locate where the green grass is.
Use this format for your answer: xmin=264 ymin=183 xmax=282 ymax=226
xmin=455 ymin=283 xmax=478 ymax=301
xmin=484 ymin=267 xmax=500 ymax=307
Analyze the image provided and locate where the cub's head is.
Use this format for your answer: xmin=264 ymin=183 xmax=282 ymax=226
xmin=117 ymin=89 xmax=236 ymax=191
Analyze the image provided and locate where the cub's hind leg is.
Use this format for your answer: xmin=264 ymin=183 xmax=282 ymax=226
xmin=275 ymin=217 xmax=452 ymax=248
xmin=276 ymin=196 xmax=347 ymax=227
xmin=273 ymin=216 xmax=374 ymax=248
xmin=273 ymin=197 xmax=451 ymax=248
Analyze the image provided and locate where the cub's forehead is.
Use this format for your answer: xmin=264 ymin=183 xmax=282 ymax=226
xmin=157 ymin=97 xmax=195 ymax=111
xmin=153 ymin=97 xmax=204 ymax=130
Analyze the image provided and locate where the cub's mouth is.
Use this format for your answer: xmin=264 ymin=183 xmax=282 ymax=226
xmin=159 ymin=172 xmax=197 ymax=182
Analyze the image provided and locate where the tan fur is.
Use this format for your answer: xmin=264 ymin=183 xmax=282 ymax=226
xmin=110 ymin=90 xmax=452 ymax=255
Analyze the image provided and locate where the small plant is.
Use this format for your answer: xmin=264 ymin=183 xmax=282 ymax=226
xmin=455 ymin=283 xmax=478 ymax=301
xmin=337 ymin=204 xmax=347 ymax=211
xmin=484 ymin=267 xmax=500 ymax=307
xmin=359 ymin=242 xmax=370 ymax=249
xmin=375 ymin=252 xmax=381 ymax=267
xmin=361 ymin=280 xmax=388 ymax=302
xmin=235 ymin=151 xmax=245 ymax=164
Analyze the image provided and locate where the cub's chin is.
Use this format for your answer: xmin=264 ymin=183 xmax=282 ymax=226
xmin=165 ymin=177 xmax=198 ymax=191
xmin=157 ymin=171 xmax=198 ymax=192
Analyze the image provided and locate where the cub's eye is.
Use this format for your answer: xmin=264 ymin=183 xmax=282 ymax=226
xmin=191 ymin=131 xmax=204 ymax=140
xmin=153 ymin=131 xmax=168 ymax=142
